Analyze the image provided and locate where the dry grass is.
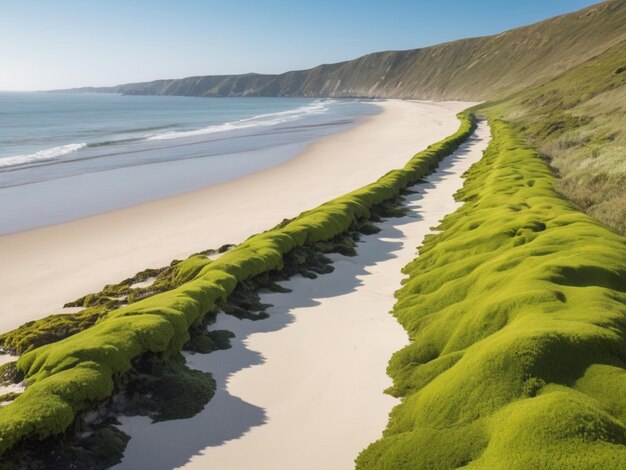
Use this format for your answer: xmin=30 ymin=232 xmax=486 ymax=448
xmin=478 ymin=38 xmax=626 ymax=233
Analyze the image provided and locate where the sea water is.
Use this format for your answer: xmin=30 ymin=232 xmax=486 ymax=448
xmin=0 ymin=92 xmax=379 ymax=235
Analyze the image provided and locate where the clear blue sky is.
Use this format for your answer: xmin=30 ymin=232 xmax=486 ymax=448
xmin=0 ymin=0 xmax=602 ymax=91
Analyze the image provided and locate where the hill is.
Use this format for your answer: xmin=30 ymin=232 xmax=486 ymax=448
xmin=478 ymin=38 xmax=626 ymax=232
xmin=60 ymin=1 xmax=626 ymax=101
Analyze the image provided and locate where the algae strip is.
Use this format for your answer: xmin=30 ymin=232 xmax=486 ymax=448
xmin=0 ymin=186 xmax=420 ymax=468
xmin=0 ymin=244 xmax=236 ymax=356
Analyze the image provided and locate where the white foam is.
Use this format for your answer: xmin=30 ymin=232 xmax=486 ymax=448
xmin=0 ymin=143 xmax=86 ymax=169
xmin=147 ymin=100 xmax=333 ymax=141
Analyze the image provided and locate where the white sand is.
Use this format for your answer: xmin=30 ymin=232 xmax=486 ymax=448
xmin=113 ymin=121 xmax=490 ymax=470
xmin=0 ymin=100 xmax=472 ymax=332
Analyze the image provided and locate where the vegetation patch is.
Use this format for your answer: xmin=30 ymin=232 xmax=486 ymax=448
xmin=478 ymin=39 xmax=626 ymax=233
xmin=0 ymin=393 xmax=21 ymax=405
xmin=0 ymin=309 xmax=106 ymax=356
xmin=185 ymin=329 xmax=235 ymax=355
xmin=0 ymin=245 xmax=236 ymax=356
xmin=119 ymin=353 xmax=216 ymax=422
xmin=0 ymin=362 xmax=22 ymax=387
xmin=357 ymin=119 xmax=626 ymax=469
xmin=0 ymin=424 xmax=130 ymax=470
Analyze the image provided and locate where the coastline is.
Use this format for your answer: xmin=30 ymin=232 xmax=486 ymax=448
xmin=114 ymin=120 xmax=490 ymax=470
xmin=0 ymin=97 xmax=378 ymax=235
xmin=0 ymin=99 xmax=473 ymax=333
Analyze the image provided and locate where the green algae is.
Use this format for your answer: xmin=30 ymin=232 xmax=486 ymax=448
xmin=121 ymin=353 xmax=216 ymax=423
xmin=0 ymin=245 xmax=237 ymax=357
xmin=0 ymin=424 xmax=130 ymax=470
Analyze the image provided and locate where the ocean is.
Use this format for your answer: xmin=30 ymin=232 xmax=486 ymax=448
xmin=0 ymin=92 xmax=379 ymax=235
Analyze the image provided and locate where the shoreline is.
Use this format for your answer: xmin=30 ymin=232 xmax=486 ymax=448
xmin=0 ymin=100 xmax=473 ymax=333
xmin=114 ymin=120 xmax=490 ymax=470
xmin=0 ymin=98 xmax=380 ymax=236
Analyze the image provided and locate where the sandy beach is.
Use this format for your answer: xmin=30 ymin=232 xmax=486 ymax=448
xmin=0 ymin=100 xmax=472 ymax=332
xmin=113 ymin=120 xmax=490 ymax=469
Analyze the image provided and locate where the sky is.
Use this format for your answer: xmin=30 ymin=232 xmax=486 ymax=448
xmin=0 ymin=0 xmax=603 ymax=91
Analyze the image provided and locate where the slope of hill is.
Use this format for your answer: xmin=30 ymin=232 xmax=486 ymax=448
xmin=61 ymin=1 xmax=626 ymax=101
xmin=478 ymin=38 xmax=626 ymax=233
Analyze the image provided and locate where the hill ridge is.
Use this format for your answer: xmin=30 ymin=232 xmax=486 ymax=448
xmin=57 ymin=0 xmax=626 ymax=101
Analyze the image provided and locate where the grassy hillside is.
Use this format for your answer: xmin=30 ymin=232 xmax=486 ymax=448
xmin=477 ymin=39 xmax=626 ymax=234
xmin=63 ymin=1 xmax=626 ymax=101
xmin=357 ymin=119 xmax=626 ymax=469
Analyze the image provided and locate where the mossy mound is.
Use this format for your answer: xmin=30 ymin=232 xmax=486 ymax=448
xmin=185 ymin=329 xmax=235 ymax=354
xmin=0 ymin=424 xmax=130 ymax=470
xmin=121 ymin=353 xmax=216 ymax=422
xmin=356 ymin=119 xmax=626 ymax=469
xmin=0 ymin=309 xmax=106 ymax=355
xmin=0 ymin=245 xmax=238 ymax=357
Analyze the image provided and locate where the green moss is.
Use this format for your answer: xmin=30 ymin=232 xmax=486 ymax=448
xmin=0 ymin=362 xmax=22 ymax=386
xmin=0 ymin=424 xmax=130 ymax=470
xmin=185 ymin=330 xmax=235 ymax=354
xmin=0 ymin=309 xmax=106 ymax=355
xmin=1 ymin=244 xmax=237 ymax=356
xmin=358 ymin=222 xmax=382 ymax=235
xmin=357 ymin=119 xmax=626 ymax=469
xmin=0 ymin=113 xmax=475 ymax=457
xmin=76 ymin=426 xmax=131 ymax=467
xmin=0 ymin=393 xmax=20 ymax=404
xmin=122 ymin=353 xmax=215 ymax=422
